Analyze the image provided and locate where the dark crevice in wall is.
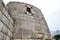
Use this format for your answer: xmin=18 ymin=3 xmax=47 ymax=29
xmin=0 ymin=10 xmax=10 ymax=21
xmin=0 ymin=19 xmax=13 ymax=33
xmin=1 ymin=1 xmax=5 ymax=7
xmin=0 ymin=31 xmax=10 ymax=39
xmin=26 ymin=7 xmax=31 ymax=13
xmin=25 ymin=5 xmax=34 ymax=16
xmin=7 ymin=10 xmax=14 ymax=20
xmin=11 ymin=18 xmax=16 ymax=39
xmin=5 ymin=6 xmax=14 ymax=21
xmin=0 ymin=1 xmax=14 ymax=24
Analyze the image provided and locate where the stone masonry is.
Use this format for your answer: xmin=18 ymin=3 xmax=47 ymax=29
xmin=0 ymin=0 xmax=14 ymax=40
xmin=0 ymin=0 xmax=52 ymax=40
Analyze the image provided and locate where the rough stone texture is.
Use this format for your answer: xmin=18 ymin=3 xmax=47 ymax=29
xmin=6 ymin=2 xmax=52 ymax=40
xmin=0 ymin=32 xmax=3 ymax=40
xmin=0 ymin=0 xmax=52 ymax=40
xmin=6 ymin=36 xmax=10 ymax=40
xmin=0 ymin=0 xmax=13 ymax=40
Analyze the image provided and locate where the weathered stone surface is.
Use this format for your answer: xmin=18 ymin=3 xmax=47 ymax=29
xmin=0 ymin=0 xmax=52 ymax=40
xmin=44 ymin=34 xmax=48 ymax=39
xmin=8 ymin=22 xmax=13 ymax=32
xmin=0 ymin=11 xmax=13 ymax=32
xmin=0 ymin=1 xmax=3 ymax=10
xmin=22 ymin=33 xmax=32 ymax=39
xmin=32 ymin=33 xmax=43 ymax=39
xmin=0 ymin=21 xmax=3 ymax=31
xmin=1 ymin=24 xmax=8 ymax=35
xmin=2 ymin=8 xmax=13 ymax=24
xmin=13 ymin=33 xmax=22 ymax=39
xmin=6 ymin=2 xmax=51 ymax=40
xmin=8 ymin=30 xmax=13 ymax=38
xmin=33 ymin=39 xmax=43 ymax=40
xmin=0 ymin=32 xmax=3 ymax=40
xmin=2 ymin=34 xmax=7 ymax=40
xmin=13 ymin=39 xmax=43 ymax=40
xmin=6 ymin=36 xmax=10 ymax=40
xmin=22 ymin=39 xmax=32 ymax=40
xmin=0 ymin=1 xmax=13 ymax=40
xmin=14 ymin=39 xmax=22 ymax=40
xmin=14 ymin=20 xmax=34 ymax=33
xmin=14 ymin=39 xmax=32 ymax=40
xmin=0 ymin=20 xmax=13 ymax=38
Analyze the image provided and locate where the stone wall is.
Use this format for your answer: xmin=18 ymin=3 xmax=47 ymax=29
xmin=7 ymin=2 xmax=52 ymax=40
xmin=0 ymin=0 xmax=52 ymax=40
xmin=0 ymin=1 xmax=13 ymax=40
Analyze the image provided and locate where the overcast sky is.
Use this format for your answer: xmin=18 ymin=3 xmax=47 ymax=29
xmin=3 ymin=0 xmax=60 ymax=31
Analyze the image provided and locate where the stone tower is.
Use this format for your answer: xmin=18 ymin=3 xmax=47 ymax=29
xmin=0 ymin=0 xmax=52 ymax=40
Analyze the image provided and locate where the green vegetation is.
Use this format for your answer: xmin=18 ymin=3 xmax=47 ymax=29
xmin=53 ymin=34 xmax=60 ymax=40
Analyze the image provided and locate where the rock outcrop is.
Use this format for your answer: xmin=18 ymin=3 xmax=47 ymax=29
xmin=0 ymin=0 xmax=52 ymax=40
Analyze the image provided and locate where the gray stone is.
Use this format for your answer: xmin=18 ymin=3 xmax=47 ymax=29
xmin=0 ymin=12 xmax=13 ymax=32
xmin=0 ymin=32 xmax=3 ymax=40
xmin=32 ymin=33 xmax=43 ymax=39
xmin=22 ymin=33 xmax=32 ymax=39
xmin=2 ymin=34 xmax=7 ymax=40
xmin=6 ymin=2 xmax=51 ymax=40
xmin=8 ymin=30 xmax=13 ymax=38
xmin=1 ymin=24 xmax=8 ymax=35
xmin=2 ymin=8 xmax=13 ymax=24
xmin=0 ymin=1 xmax=52 ymax=40
xmin=0 ymin=21 xmax=3 ymax=31
xmin=6 ymin=36 xmax=10 ymax=40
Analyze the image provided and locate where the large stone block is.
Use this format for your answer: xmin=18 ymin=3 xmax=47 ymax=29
xmin=13 ymin=33 xmax=22 ymax=39
xmin=8 ymin=30 xmax=13 ymax=38
xmin=0 ymin=11 xmax=9 ymax=25
xmin=1 ymin=24 xmax=8 ymax=35
xmin=2 ymin=34 xmax=7 ymax=40
xmin=6 ymin=2 xmax=51 ymax=40
xmin=0 ymin=1 xmax=3 ymax=10
xmin=0 ymin=11 xmax=3 ymax=19
xmin=22 ymin=33 xmax=32 ymax=39
xmin=14 ymin=39 xmax=22 ymax=40
xmin=22 ymin=39 xmax=32 ymax=40
xmin=2 ymin=8 xmax=13 ymax=24
xmin=0 ymin=32 xmax=4 ymax=40
xmin=33 ymin=39 xmax=43 ymax=40
xmin=6 ymin=2 xmax=26 ymax=14
xmin=34 ymin=25 xmax=42 ymax=33
xmin=32 ymin=33 xmax=43 ymax=39
xmin=6 ymin=36 xmax=10 ymax=40
xmin=14 ymin=39 xmax=32 ymax=40
xmin=44 ymin=34 xmax=48 ymax=39
xmin=0 ymin=33 xmax=7 ymax=40
xmin=13 ymin=13 xmax=35 ymax=22
xmin=14 ymin=19 xmax=35 ymax=32
xmin=0 ymin=21 xmax=3 ymax=31
xmin=0 ymin=11 xmax=13 ymax=32
xmin=0 ymin=22 xmax=13 ymax=38
xmin=8 ymin=22 xmax=13 ymax=32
